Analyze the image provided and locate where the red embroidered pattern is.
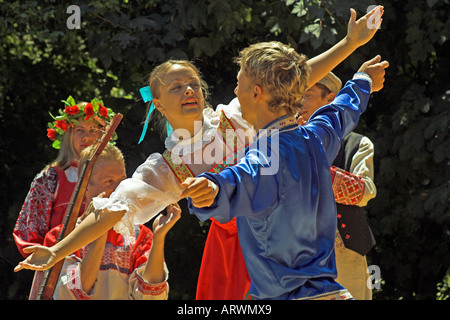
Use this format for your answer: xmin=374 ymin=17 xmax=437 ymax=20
xmin=13 ymin=167 xmax=58 ymax=256
xmin=162 ymin=149 xmax=194 ymax=183
xmin=77 ymin=229 xmax=145 ymax=275
xmin=162 ymin=110 xmax=246 ymax=181
xmin=211 ymin=110 xmax=247 ymax=173
xmin=68 ymin=227 xmax=167 ymax=297
xmin=331 ymin=166 xmax=365 ymax=205
xmin=137 ymin=277 xmax=168 ymax=296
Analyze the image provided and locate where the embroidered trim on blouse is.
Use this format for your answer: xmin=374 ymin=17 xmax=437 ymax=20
xmin=162 ymin=110 xmax=247 ymax=182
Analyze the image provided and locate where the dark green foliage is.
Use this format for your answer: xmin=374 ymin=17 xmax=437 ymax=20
xmin=0 ymin=0 xmax=448 ymax=300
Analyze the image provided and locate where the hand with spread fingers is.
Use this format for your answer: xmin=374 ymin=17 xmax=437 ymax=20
xmin=152 ymin=203 xmax=182 ymax=239
xmin=14 ymin=245 xmax=57 ymax=272
xmin=346 ymin=6 xmax=384 ymax=48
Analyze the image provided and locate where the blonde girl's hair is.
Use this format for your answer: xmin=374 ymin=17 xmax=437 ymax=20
xmin=234 ymin=41 xmax=311 ymax=115
xmin=78 ymin=144 xmax=125 ymax=175
xmin=144 ymin=59 xmax=211 ymax=138
xmin=49 ymin=126 xmax=79 ymax=169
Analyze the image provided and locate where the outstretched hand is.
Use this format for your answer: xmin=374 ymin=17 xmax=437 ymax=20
xmin=180 ymin=177 xmax=218 ymax=208
xmin=347 ymin=6 xmax=384 ymax=48
xmin=358 ymin=55 xmax=389 ymax=92
xmin=14 ymin=245 xmax=57 ymax=272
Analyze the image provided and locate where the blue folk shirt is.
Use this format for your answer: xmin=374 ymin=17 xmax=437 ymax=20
xmin=188 ymin=79 xmax=371 ymax=299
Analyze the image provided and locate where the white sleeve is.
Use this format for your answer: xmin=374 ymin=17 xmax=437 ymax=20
xmin=349 ymin=136 xmax=377 ymax=206
xmin=93 ymin=152 xmax=183 ymax=236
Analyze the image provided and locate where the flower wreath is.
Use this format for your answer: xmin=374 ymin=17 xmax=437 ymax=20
xmin=47 ymin=96 xmax=117 ymax=149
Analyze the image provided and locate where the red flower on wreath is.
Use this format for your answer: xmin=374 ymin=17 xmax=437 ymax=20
xmin=84 ymin=103 xmax=94 ymax=120
xmin=98 ymin=103 xmax=108 ymax=118
xmin=55 ymin=120 xmax=69 ymax=131
xmin=47 ymin=128 xmax=56 ymax=141
xmin=64 ymin=105 xmax=79 ymax=115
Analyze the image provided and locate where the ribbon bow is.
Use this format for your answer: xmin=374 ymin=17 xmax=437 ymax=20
xmin=138 ymin=86 xmax=173 ymax=144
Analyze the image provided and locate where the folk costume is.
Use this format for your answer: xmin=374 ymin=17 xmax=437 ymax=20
xmin=13 ymin=164 xmax=82 ymax=258
xmin=41 ymin=223 xmax=168 ymax=300
xmin=188 ymin=78 xmax=371 ymax=300
xmin=13 ymin=96 xmax=116 ymax=300
xmin=13 ymin=96 xmax=115 ymax=257
xmin=331 ymin=132 xmax=377 ymax=300
xmin=92 ymin=98 xmax=254 ymax=299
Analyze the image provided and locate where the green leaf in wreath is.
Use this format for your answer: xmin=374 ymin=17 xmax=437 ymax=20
xmin=52 ymin=140 xmax=61 ymax=149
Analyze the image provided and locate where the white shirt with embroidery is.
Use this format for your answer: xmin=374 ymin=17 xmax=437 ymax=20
xmin=92 ymin=98 xmax=253 ymax=236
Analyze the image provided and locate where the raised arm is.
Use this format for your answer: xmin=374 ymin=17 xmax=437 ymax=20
xmin=138 ymin=203 xmax=181 ymax=284
xmin=78 ymin=232 xmax=108 ymax=294
xmin=303 ymin=55 xmax=388 ymax=166
xmin=307 ymin=6 xmax=384 ymax=87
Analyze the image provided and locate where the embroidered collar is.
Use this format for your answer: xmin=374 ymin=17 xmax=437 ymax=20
xmin=256 ymin=114 xmax=297 ymax=140
xmin=164 ymin=107 xmax=220 ymax=156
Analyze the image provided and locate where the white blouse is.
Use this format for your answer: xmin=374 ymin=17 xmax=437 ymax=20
xmin=93 ymin=98 xmax=253 ymax=236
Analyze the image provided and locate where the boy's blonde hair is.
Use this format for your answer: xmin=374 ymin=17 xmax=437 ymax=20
xmin=78 ymin=144 xmax=125 ymax=174
xmin=235 ymin=41 xmax=311 ymax=115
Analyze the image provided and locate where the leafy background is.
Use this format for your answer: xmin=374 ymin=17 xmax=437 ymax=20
xmin=0 ymin=0 xmax=448 ymax=300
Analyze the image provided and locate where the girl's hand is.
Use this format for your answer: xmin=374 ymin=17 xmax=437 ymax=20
xmin=14 ymin=245 xmax=57 ymax=272
xmin=152 ymin=203 xmax=182 ymax=239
